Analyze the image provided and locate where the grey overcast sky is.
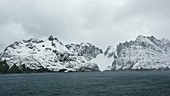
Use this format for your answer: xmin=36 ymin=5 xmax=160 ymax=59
xmin=0 ymin=0 xmax=170 ymax=52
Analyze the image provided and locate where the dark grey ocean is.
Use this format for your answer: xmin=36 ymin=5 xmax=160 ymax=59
xmin=0 ymin=71 xmax=170 ymax=96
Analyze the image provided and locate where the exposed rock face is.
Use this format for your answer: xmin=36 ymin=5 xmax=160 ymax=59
xmin=104 ymin=46 xmax=115 ymax=58
xmin=0 ymin=35 xmax=100 ymax=73
xmin=65 ymin=43 xmax=103 ymax=61
xmin=111 ymin=35 xmax=170 ymax=71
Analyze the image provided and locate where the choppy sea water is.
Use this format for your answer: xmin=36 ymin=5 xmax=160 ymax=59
xmin=0 ymin=71 xmax=170 ymax=96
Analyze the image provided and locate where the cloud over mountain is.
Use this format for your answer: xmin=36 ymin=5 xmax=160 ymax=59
xmin=0 ymin=0 xmax=170 ymax=51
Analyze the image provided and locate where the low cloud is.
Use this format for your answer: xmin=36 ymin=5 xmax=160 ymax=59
xmin=0 ymin=22 xmax=30 ymax=51
xmin=0 ymin=0 xmax=170 ymax=52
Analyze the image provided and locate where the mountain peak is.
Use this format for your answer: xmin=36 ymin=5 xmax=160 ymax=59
xmin=135 ymin=35 xmax=149 ymax=41
xmin=104 ymin=46 xmax=115 ymax=58
xmin=48 ymin=35 xmax=59 ymax=41
xmin=136 ymin=35 xmax=158 ymax=43
xmin=80 ymin=42 xmax=92 ymax=46
xmin=136 ymin=35 xmax=146 ymax=39
xmin=48 ymin=35 xmax=54 ymax=41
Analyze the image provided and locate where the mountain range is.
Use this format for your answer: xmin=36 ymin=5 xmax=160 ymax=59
xmin=0 ymin=35 xmax=170 ymax=73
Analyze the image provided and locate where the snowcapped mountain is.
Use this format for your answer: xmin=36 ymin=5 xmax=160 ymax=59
xmin=111 ymin=35 xmax=170 ymax=71
xmin=0 ymin=35 xmax=100 ymax=73
xmin=1 ymin=35 xmax=170 ymax=73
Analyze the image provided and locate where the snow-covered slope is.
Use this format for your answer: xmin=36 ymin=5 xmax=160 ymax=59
xmin=111 ymin=35 xmax=170 ymax=71
xmin=0 ymin=35 xmax=99 ymax=72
